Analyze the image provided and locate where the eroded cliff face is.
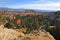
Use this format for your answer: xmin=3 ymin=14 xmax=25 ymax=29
xmin=0 ymin=25 xmax=55 ymax=40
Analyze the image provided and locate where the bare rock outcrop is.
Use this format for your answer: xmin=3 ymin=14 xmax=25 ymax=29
xmin=0 ymin=25 xmax=25 ymax=40
xmin=0 ymin=25 xmax=55 ymax=40
xmin=29 ymin=29 xmax=55 ymax=40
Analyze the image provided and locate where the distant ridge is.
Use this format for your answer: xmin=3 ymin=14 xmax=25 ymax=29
xmin=0 ymin=7 xmax=56 ymax=12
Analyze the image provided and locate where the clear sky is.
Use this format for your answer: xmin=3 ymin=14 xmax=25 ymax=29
xmin=0 ymin=0 xmax=60 ymax=10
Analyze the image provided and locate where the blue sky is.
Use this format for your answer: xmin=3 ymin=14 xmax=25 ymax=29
xmin=0 ymin=0 xmax=60 ymax=10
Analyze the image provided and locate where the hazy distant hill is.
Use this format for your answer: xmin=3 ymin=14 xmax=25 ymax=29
xmin=0 ymin=7 xmax=56 ymax=13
